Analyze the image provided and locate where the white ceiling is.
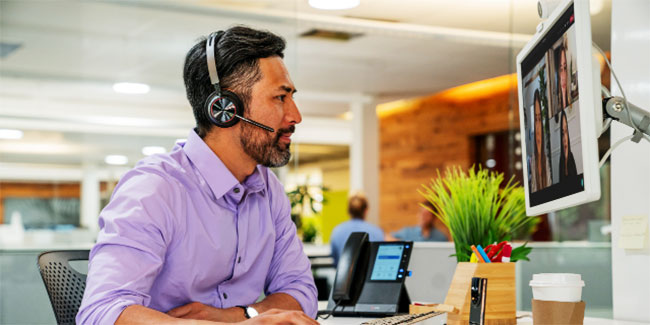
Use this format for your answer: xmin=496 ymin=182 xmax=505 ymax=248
xmin=0 ymin=0 xmax=612 ymax=172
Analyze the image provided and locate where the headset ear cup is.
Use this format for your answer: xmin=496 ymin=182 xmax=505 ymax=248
xmin=205 ymin=90 xmax=244 ymax=128
xmin=221 ymin=90 xmax=245 ymax=119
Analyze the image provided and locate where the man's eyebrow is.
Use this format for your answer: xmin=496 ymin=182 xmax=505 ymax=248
xmin=279 ymin=85 xmax=297 ymax=94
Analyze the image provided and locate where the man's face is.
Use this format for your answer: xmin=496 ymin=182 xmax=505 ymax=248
xmin=417 ymin=207 xmax=434 ymax=229
xmin=239 ymin=56 xmax=302 ymax=167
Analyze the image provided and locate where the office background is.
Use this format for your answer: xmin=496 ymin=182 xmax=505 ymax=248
xmin=2 ymin=0 xmax=648 ymax=323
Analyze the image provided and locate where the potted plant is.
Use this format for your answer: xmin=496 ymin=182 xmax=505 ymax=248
xmin=418 ymin=166 xmax=539 ymax=324
xmin=286 ymin=183 xmax=327 ymax=242
xmin=419 ymin=165 xmax=537 ymax=262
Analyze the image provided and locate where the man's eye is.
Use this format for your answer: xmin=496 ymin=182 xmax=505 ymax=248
xmin=276 ymin=95 xmax=286 ymax=102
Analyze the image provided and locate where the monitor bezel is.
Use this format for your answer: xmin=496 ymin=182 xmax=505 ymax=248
xmin=516 ymin=0 xmax=602 ymax=216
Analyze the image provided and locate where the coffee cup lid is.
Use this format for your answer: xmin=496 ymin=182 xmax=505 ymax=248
xmin=529 ymin=273 xmax=585 ymax=287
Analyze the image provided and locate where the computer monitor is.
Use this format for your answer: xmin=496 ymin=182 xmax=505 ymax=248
xmin=516 ymin=0 xmax=602 ymax=216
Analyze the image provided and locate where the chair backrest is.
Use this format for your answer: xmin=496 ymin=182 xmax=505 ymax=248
xmin=37 ymin=250 xmax=89 ymax=325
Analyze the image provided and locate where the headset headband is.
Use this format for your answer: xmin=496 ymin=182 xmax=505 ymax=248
xmin=206 ymin=33 xmax=220 ymax=92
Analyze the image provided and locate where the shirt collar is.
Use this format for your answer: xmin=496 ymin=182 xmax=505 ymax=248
xmin=182 ymin=129 xmax=266 ymax=200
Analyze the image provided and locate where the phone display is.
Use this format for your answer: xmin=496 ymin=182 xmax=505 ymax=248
xmin=370 ymin=245 xmax=405 ymax=281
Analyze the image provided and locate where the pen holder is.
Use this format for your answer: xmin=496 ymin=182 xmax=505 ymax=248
xmin=443 ymin=262 xmax=516 ymax=325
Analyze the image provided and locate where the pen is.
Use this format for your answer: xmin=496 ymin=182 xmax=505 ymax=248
xmin=476 ymin=244 xmax=492 ymax=263
xmin=471 ymin=245 xmax=486 ymax=263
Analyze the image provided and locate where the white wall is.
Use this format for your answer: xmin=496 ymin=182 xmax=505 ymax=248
xmin=611 ymin=0 xmax=650 ymax=321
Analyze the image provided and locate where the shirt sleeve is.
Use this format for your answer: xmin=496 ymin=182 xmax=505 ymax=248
xmin=264 ymin=177 xmax=318 ymax=318
xmin=392 ymin=227 xmax=408 ymax=240
xmin=76 ymin=171 xmax=180 ymax=325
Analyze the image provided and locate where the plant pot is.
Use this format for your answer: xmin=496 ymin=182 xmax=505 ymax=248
xmin=444 ymin=262 xmax=516 ymax=325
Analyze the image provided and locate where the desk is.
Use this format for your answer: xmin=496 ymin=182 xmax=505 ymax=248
xmin=316 ymin=304 xmax=645 ymax=325
xmin=319 ymin=312 xmax=648 ymax=325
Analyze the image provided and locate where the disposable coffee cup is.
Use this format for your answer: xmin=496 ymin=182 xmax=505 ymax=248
xmin=529 ymin=273 xmax=585 ymax=302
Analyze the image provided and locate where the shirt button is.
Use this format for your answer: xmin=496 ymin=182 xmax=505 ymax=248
xmin=234 ymin=188 xmax=240 ymax=193
xmin=223 ymin=292 xmax=228 ymax=299
xmin=238 ymin=256 xmax=241 ymax=264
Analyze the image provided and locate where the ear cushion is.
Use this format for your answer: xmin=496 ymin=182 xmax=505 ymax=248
xmin=205 ymin=90 xmax=245 ymax=128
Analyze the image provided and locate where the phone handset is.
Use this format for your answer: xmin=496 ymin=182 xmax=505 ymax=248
xmin=332 ymin=232 xmax=370 ymax=304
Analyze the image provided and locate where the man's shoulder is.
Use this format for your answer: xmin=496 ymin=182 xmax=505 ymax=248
xmin=393 ymin=226 xmax=419 ymax=237
xmin=330 ymin=220 xmax=354 ymax=239
xmin=116 ymin=150 xmax=192 ymax=197
xmin=131 ymin=149 xmax=194 ymax=186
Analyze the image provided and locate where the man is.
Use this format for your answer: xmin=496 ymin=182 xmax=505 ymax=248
xmin=329 ymin=192 xmax=384 ymax=266
xmin=77 ymin=26 xmax=318 ymax=325
xmin=386 ymin=202 xmax=450 ymax=242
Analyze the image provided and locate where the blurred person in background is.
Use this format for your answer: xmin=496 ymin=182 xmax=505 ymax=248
xmin=386 ymin=201 xmax=450 ymax=242
xmin=329 ymin=192 xmax=384 ymax=266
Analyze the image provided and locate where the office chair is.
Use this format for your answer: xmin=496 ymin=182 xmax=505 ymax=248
xmin=37 ymin=250 xmax=89 ymax=325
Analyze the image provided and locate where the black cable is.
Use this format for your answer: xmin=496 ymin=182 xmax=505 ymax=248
xmin=316 ymin=299 xmax=342 ymax=320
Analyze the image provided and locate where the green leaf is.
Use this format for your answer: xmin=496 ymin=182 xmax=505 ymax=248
xmin=419 ymin=165 xmax=539 ymax=263
xmin=510 ymin=242 xmax=533 ymax=262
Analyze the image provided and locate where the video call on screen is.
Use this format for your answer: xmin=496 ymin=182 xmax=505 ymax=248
xmin=521 ymin=4 xmax=585 ymax=207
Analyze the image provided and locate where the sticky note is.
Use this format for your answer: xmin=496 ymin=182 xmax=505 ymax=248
xmin=619 ymin=215 xmax=648 ymax=249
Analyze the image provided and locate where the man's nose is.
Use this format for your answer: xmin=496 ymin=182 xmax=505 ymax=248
xmin=286 ymin=99 xmax=302 ymax=125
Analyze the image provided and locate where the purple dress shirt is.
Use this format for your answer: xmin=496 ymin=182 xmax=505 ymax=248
xmin=77 ymin=130 xmax=317 ymax=324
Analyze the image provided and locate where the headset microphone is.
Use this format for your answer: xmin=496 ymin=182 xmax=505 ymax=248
xmin=205 ymin=32 xmax=275 ymax=133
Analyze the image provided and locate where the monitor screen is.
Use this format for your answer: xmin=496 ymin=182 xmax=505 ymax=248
xmin=520 ymin=3 xmax=586 ymax=208
xmin=370 ymin=244 xmax=404 ymax=281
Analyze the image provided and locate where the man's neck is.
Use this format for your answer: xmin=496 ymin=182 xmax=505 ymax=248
xmin=203 ymin=130 xmax=257 ymax=183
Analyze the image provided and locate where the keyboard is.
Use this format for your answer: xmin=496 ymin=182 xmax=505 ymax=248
xmin=360 ymin=310 xmax=444 ymax=325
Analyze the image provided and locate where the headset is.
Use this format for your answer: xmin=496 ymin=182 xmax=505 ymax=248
xmin=205 ymin=32 xmax=275 ymax=132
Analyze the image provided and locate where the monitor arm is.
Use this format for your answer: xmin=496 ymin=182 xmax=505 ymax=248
xmin=602 ymin=96 xmax=650 ymax=143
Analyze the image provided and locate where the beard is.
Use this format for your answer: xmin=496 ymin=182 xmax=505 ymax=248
xmin=240 ymin=122 xmax=294 ymax=168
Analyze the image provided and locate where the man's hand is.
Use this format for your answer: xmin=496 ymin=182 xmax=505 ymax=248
xmin=167 ymin=302 xmax=244 ymax=322
xmin=242 ymin=309 xmax=319 ymax=325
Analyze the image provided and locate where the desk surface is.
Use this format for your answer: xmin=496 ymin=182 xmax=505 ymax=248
xmin=318 ymin=312 xmax=648 ymax=325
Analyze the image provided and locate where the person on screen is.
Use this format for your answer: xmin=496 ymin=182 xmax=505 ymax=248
xmin=77 ymin=26 xmax=318 ymax=325
xmin=556 ymin=45 xmax=570 ymax=110
xmin=330 ymin=192 xmax=384 ymax=266
xmin=386 ymin=201 xmax=450 ymax=242
xmin=532 ymin=89 xmax=552 ymax=192
xmin=559 ymin=110 xmax=578 ymax=183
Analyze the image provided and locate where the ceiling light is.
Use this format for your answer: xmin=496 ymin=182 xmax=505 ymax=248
xmin=308 ymin=0 xmax=360 ymax=10
xmin=0 ymin=129 xmax=23 ymax=140
xmin=142 ymin=146 xmax=166 ymax=156
xmin=105 ymin=155 xmax=129 ymax=165
xmin=113 ymin=82 xmax=150 ymax=94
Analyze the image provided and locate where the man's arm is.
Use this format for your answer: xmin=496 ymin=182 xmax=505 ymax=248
xmin=76 ymin=173 xmax=179 ymax=324
xmin=262 ymin=179 xmax=318 ymax=317
xmin=118 ymin=305 xmax=215 ymax=325
xmin=166 ymin=292 xmax=300 ymax=322
xmin=148 ymin=303 xmax=319 ymax=325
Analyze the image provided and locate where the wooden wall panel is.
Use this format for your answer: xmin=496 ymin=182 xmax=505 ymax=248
xmin=379 ymin=76 xmax=519 ymax=234
xmin=0 ymin=182 xmax=80 ymax=223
